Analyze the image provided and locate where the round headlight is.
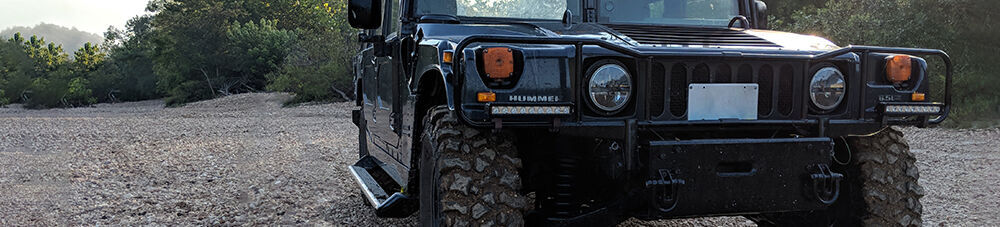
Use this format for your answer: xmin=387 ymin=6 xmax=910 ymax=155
xmin=810 ymin=67 xmax=846 ymax=111
xmin=588 ymin=64 xmax=632 ymax=112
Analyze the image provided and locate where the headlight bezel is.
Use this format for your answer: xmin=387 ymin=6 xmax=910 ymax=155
xmin=585 ymin=60 xmax=634 ymax=115
xmin=809 ymin=65 xmax=847 ymax=112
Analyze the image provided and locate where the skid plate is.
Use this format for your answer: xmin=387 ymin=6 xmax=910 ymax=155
xmin=643 ymin=138 xmax=835 ymax=218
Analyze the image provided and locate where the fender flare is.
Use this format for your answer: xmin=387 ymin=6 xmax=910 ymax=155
xmin=414 ymin=66 xmax=456 ymax=110
xmin=411 ymin=38 xmax=458 ymax=111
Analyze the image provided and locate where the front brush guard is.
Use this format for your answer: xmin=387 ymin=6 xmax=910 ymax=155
xmin=452 ymin=36 xmax=954 ymax=127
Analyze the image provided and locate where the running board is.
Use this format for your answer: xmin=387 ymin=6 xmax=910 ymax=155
xmin=348 ymin=157 xmax=417 ymax=217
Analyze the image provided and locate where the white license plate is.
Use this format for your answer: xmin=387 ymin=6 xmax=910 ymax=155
xmin=687 ymin=84 xmax=758 ymax=121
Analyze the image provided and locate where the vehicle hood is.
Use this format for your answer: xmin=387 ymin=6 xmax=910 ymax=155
xmin=418 ymin=23 xmax=839 ymax=52
xmin=741 ymin=30 xmax=840 ymax=51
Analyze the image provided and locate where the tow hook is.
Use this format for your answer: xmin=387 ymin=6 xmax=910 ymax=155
xmin=646 ymin=169 xmax=685 ymax=211
xmin=808 ymin=164 xmax=843 ymax=205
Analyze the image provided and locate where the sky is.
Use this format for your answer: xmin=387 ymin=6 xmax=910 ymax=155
xmin=0 ymin=0 xmax=149 ymax=35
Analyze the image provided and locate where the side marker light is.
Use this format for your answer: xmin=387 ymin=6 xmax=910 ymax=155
xmin=477 ymin=92 xmax=496 ymax=103
xmin=442 ymin=51 xmax=454 ymax=64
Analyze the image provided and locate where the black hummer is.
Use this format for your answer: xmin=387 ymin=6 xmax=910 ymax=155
xmin=346 ymin=0 xmax=952 ymax=226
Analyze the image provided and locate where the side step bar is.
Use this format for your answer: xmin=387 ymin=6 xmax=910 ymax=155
xmin=348 ymin=157 xmax=417 ymax=217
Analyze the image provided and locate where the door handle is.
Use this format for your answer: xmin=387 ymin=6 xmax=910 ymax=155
xmin=389 ymin=112 xmax=396 ymax=131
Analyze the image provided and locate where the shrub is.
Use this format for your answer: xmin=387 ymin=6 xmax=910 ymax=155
xmin=226 ymin=19 xmax=297 ymax=91
xmin=0 ymin=90 xmax=8 ymax=106
xmin=24 ymin=77 xmax=66 ymax=109
xmin=2 ymin=71 xmax=32 ymax=103
xmin=266 ymin=61 xmax=350 ymax=103
xmin=65 ymin=77 xmax=96 ymax=106
xmin=165 ymin=80 xmax=214 ymax=106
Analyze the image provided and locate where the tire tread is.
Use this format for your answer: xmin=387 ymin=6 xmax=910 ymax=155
xmin=420 ymin=106 xmax=525 ymax=227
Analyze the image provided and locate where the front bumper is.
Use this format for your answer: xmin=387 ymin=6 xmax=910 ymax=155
xmin=539 ymin=136 xmax=844 ymax=225
xmin=636 ymin=137 xmax=839 ymax=218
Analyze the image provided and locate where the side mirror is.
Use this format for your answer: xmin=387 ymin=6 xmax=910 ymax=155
xmin=754 ymin=0 xmax=769 ymax=29
xmin=348 ymin=0 xmax=383 ymax=29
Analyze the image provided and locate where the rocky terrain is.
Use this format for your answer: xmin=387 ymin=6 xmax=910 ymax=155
xmin=0 ymin=93 xmax=995 ymax=226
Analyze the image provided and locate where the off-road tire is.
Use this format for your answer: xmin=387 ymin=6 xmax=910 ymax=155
xmin=749 ymin=127 xmax=924 ymax=226
xmin=419 ymin=106 xmax=526 ymax=226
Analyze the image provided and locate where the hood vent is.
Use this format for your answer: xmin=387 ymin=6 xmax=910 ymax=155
xmin=604 ymin=24 xmax=780 ymax=47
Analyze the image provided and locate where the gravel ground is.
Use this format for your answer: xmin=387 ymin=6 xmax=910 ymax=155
xmin=0 ymin=93 xmax=995 ymax=226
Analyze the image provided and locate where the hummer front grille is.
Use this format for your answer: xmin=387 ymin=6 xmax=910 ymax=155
xmin=647 ymin=60 xmax=806 ymax=121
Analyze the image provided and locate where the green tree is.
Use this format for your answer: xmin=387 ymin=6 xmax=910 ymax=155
xmin=774 ymin=0 xmax=1000 ymax=126
xmin=765 ymin=0 xmax=829 ymax=30
xmin=64 ymin=77 xmax=96 ymax=106
xmin=149 ymin=0 xmax=251 ymax=105
xmin=259 ymin=0 xmax=360 ymax=102
xmin=149 ymin=0 xmax=358 ymax=105
xmin=22 ymin=35 xmax=70 ymax=76
xmin=24 ymin=76 xmax=69 ymax=109
xmin=94 ymin=15 xmax=160 ymax=102
xmin=225 ymin=19 xmax=297 ymax=92
xmin=0 ymin=41 xmax=32 ymax=103
xmin=456 ymin=0 xmax=565 ymax=19
xmin=0 ymin=35 xmax=34 ymax=103
xmin=4 ymin=31 xmax=97 ymax=108
xmin=3 ymin=33 xmax=72 ymax=107
xmin=0 ymin=23 xmax=103 ymax=54
xmin=0 ymin=90 xmax=7 ymax=106
xmin=73 ymin=42 xmax=105 ymax=73
xmin=57 ymin=42 xmax=106 ymax=106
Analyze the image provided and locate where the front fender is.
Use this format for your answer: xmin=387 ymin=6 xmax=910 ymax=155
xmin=412 ymin=39 xmax=457 ymax=110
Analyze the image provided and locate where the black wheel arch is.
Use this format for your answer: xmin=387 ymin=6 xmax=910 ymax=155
xmin=405 ymin=37 xmax=461 ymax=199
xmin=405 ymin=69 xmax=452 ymax=196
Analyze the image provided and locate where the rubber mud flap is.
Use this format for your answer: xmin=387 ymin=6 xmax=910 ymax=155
xmin=352 ymin=109 xmax=362 ymax=127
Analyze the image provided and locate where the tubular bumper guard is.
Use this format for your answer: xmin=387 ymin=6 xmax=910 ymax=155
xmin=453 ymin=36 xmax=954 ymax=126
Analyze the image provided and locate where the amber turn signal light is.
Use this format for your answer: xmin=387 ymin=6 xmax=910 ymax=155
xmin=477 ymin=92 xmax=496 ymax=103
xmin=442 ymin=51 xmax=454 ymax=64
xmin=482 ymin=47 xmax=514 ymax=79
xmin=886 ymin=55 xmax=912 ymax=83
xmin=912 ymin=92 xmax=926 ymax=101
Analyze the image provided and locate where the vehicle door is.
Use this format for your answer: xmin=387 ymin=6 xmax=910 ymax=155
xmin=372 ymin=0 xmax=402 ymax=152
xmin=360 ymin=27 xmax=378 ymax=147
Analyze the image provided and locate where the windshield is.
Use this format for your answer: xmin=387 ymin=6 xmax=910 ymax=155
xmin=599 ymin=0 xmax=740 ymax=27
xmin=416 ymin=0 xmax=576 ymax=20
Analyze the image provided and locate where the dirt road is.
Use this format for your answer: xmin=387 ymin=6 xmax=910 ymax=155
xmin=0 ymin=93 xmax=995 ymax=226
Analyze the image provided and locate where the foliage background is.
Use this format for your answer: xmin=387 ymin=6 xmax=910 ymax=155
xmin=770 ymin=0 xmax=1000 ymax=127
xmin=1 ymin=0 xmax=355 ymax=108
xmin=0 ymin=0 xmax=996 ymax=127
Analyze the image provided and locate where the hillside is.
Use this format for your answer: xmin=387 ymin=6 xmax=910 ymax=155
xmin=0 ymin=23 xmax=103 ymax=54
